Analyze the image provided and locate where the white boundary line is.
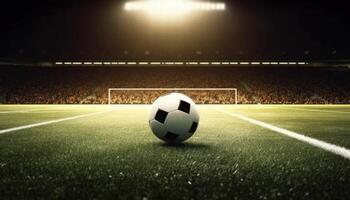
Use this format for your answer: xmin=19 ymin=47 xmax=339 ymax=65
xmin=218 ymin=109 xmax=350 ymax=160
xmin=281 ymin=107 xmax=350 ymax=114
xmin=0 ymin=110 xmax=113 ymax=135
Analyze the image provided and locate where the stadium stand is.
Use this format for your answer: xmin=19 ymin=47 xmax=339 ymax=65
xmin=0 ymin=66 xmax=349 ymax=104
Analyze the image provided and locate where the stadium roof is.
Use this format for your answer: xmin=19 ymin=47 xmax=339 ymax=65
xmin=0 ymin=0 xmax=349 ymax=60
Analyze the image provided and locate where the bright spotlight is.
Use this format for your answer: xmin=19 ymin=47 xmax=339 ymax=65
xmin=124 ymin=0 xmax=226 ymax=19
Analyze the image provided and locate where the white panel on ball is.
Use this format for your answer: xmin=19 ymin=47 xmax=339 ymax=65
xmin=156 ymin=94 xmax=181 ymax=112
xmin=164 ymin=110 xmax=193 ymax=136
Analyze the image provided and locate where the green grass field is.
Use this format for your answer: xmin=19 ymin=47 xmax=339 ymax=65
xmin=0 ymin=105 xmax=350 ymax=199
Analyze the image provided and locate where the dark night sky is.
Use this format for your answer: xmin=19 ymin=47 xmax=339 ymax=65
xmin=0 ymin=0 xmax=349 ymax=60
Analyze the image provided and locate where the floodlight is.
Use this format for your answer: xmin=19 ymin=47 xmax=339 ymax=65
xmin=124 ymin=0 xmax=225 ymax=19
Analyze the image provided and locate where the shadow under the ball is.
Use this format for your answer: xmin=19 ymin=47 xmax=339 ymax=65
xmin=153 ymin=142 xmax=211 ymax=150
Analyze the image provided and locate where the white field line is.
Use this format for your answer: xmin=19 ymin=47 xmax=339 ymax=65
xmin=218 ymin=109 xmax=350 ymax=160
xmin=281 ymin=107 xmax=350 ymax=114
xmin=0 ymin=110 xmax=113 ymax=135
xmin=0 ymin=108 xmax=53 ymax=114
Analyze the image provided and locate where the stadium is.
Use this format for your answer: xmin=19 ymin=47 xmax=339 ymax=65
xmin=0 ymin=0 xmax=350 ymax=199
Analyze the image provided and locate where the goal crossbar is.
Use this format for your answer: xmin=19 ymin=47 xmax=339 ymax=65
xmin=108 ymin=88 xmax=238 ymax=105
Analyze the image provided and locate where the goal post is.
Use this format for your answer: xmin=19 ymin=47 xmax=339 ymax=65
xmin=108 ymin=88 xmax=238 ymax=105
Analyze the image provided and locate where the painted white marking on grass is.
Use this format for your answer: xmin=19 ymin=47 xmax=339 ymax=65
xmin=218 ymin=109 xmax=350 ymax=160
xmin=0 ymin=110 xmax=113 ymax=135
xmin=282 ymin=107 xmax=350 ymax=114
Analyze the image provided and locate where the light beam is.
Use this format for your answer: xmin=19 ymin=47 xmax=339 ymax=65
xmin=124 ymin=0 xmax=225 ymax=19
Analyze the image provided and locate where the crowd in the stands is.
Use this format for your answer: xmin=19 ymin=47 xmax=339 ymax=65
xmin=0 ymin=67 xmax=349 ymax=104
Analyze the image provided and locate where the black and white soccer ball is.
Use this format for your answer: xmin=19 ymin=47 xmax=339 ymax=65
xmin=149 ymin=93 xmax=200 ymax=143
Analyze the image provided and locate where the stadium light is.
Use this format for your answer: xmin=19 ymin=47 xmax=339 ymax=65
xmin=53 ymin=60 xmax=310 ymax=66
xmin=124 ymin=0 xmax=225 ymax=19
xmin=200 ymin=62 xmax=209 ymax=65
xmin=151 ymin=62 xmax=161 ymax=65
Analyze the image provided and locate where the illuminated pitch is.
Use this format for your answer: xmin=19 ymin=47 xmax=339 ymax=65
xmin=124 ymin=0 xmax=225 ymax=19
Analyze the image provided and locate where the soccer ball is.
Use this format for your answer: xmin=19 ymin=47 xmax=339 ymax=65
xmin=149 ymin=93 xmax=200 ymax=143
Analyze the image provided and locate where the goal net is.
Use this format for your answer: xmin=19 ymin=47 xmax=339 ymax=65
xmin=108 ymin=88 xmax=238 ymax=105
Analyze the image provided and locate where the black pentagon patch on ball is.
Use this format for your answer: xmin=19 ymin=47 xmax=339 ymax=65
xmin=189 ymin=122 xmax=198 ymax=133
xmin=155 ymin=109 xmax=168 ymax=123
xmin=164 ymin=132 xmax=179 ymax=140
xmin=178 ymin=100 xmax=190 ymax=114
